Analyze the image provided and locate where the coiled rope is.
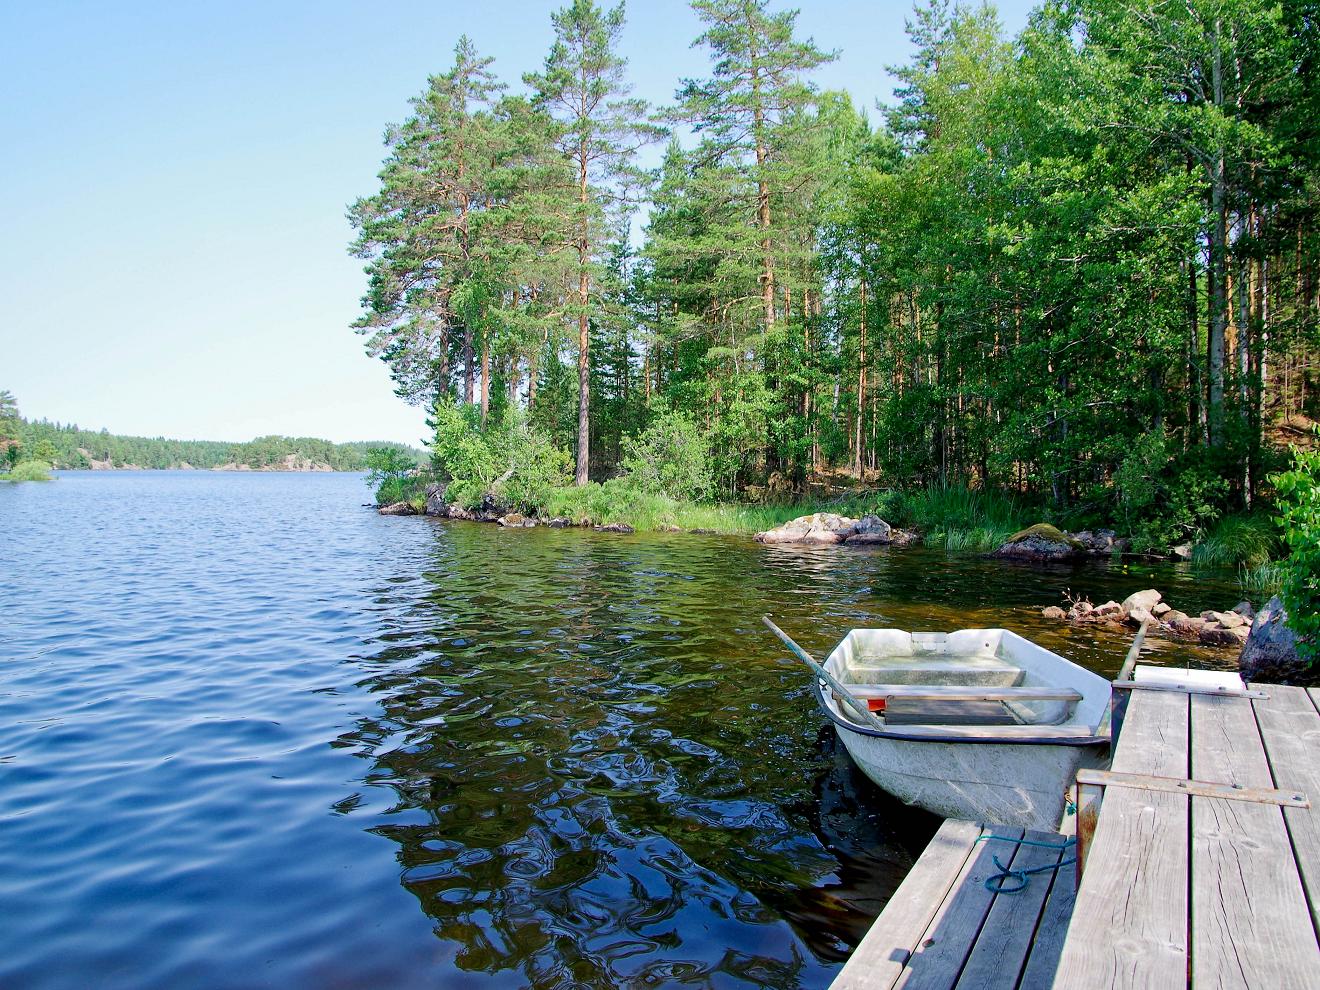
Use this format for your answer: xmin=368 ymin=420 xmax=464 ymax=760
xmin=974 ymin=833 xmax=1077 ymax=894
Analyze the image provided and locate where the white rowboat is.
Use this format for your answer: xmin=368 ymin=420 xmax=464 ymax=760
xmin=811 ymin=627 xmax=1111 ymax=831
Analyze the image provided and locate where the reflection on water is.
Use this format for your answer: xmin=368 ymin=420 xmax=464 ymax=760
xmin=339 ymin=522 xmax=1238 ymax=987
xmin=0 ymin=473 xmax=1242 ymax=989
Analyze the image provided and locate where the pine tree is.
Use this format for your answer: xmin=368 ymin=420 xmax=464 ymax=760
xmin=525 ymin=0 xmax=660 ymax=484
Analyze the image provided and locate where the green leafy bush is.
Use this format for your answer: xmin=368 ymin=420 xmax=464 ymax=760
xmin=1272 ymin=444 xmax=1320 ymax=664
xmin=430 ymin=399 xmax=569 ymax=512
xmin=622 ymin=408 xmax=712 ymax=501
xmin=1114 ymin=431 xmax=1233 ymax=552
xmin=365 ymin=446 xmax=422 ymax=506
xmin=1 ymin=460 xmax=53 ymax=482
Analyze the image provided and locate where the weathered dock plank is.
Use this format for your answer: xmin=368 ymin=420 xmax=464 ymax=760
xmin=831 ymin=818 xmax=982 ymax=990
xmin=831 ymin=821 xmax=1071 ymax=990
xmin=894 ymin=824 xmax=1022 ymax=989
xmin=1252 ymin=686 xmax=1320 ymax=938
xmin=953 ymin=830 xmax=1071 ymax=990
xmin=1190 ymin=693 xmax=1320 ymax=988
xmin=1015 ymin=849 xmax=1077 ymax=990
xmin=1053 ymin=689 xmax=1190 ymax=989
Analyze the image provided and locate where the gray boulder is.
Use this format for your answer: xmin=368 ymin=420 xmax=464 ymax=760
xmin=845 ymin=515 xmax=893 ymax=545
xmin=1121 ymin=589 xmax=1162 ymax=615
xmin=378 ymin=501 xmax=417 ymax=516
xmin=1200 ymin=622 xmax=1249 ymax=647
xmin=1239 ymin=596 xmax=1310 ymax=684
xmin=424 ymin=483 xmax=448 ymax=516
xmin=755 ymin=512 xmax=859 ymax=545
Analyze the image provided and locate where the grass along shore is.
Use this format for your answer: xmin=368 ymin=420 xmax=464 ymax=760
xmin=399 ymin=475 xmax=1285 ymax=582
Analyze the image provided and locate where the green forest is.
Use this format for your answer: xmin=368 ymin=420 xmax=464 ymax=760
xmin=0 ymin=392 xmax=421 ymax=472
xmin=350 ymin=0 xmax=1319 ymax=559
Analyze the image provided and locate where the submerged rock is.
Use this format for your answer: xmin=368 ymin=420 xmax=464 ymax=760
xmin=1200 ymin=622 xmax=1249 ymax=647
xmin=992 ymin=524 xmax=1084 ymax=562
xmin=545 ymin=517 xmax=572 ymax=528
xmin=1239 ymin=596 xmax=1310 ymax=684
xmin=595 ymin=522 xmax=635 ymax=533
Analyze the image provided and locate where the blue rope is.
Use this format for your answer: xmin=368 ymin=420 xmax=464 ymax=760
xmin=974 ymin=833 xmax=1077 ymax=894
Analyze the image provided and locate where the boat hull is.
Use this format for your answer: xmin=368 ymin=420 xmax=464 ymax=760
xmin=833 ymin=721 xmax=1104 ymax=830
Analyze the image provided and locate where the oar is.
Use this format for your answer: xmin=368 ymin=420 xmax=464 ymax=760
xmin=1097 ymin=617 xmax=1150 ymax=740
xmin=1116 ymin=617 xmax=1151 ymax=684
xmin=762 ymin=615 xmax=888 ymax=732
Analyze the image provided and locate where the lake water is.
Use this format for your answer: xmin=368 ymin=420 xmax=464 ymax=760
xmin=0 ymin=471 xmax=1242 ymax=989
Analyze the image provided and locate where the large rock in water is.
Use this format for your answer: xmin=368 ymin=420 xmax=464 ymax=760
xmin=1239 ymin=596 xmax=1310 ymax=684
xmin=424 ymin=483 xmax=448 ymax=517
xmin=845 ymin=515 xmax=892 ymax=544
xmin=755 ymin=512 xmax=859 ymax=545
xmin=992 ymin=524 xmax=1083 ymax=562
xmin=378 ymin=501 xmax=417 ymax=516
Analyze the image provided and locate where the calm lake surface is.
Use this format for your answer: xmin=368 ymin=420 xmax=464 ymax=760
xmin=0 ymin=471 xmax=1242 ymax=989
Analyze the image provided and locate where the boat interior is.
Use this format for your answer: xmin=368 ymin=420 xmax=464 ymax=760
xmin=828 ymin=629 xmax=1094 ymax=729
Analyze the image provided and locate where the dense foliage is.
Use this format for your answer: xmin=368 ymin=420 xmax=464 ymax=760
xmin=4 ymin=398 xmax=422 ymax=472
xmin=351 ymin=0 xmax=1319 ymax=550
xmin=1272 ymin=441 xmax=1320 ymax=661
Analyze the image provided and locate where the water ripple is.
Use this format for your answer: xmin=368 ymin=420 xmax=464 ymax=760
xmin=0 ymin=472 xmax=1238 ymax=988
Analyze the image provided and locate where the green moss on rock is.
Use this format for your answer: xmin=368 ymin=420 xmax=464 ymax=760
xmin=1003 ymin=523 xmax=1082 ymax=549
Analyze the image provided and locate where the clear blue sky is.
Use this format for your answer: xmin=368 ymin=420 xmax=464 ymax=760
xmin=0 ymin=0 xmax=1036 ymax=446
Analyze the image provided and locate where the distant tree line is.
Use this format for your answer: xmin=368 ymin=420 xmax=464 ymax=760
xmin=5 ymin=402 xmax=422 ymax=472
xmin=352 ymin=0 xmax=1318 ymax=540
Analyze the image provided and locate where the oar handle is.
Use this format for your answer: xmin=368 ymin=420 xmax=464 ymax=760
xmin=1117 ymin=618 xmax=1151 ymax=684
xmin=762 ymin=615 xmax=888 ymax=732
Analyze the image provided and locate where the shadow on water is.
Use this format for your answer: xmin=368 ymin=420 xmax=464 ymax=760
xmin=338 ymin=522 xmax=1237 ymax=988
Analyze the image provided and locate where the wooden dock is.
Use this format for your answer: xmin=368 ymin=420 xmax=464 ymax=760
xmin=830 ymin=819 xmax=1076 ymax=989
xmin=831 ymin=681 xmax=1320 ymax=989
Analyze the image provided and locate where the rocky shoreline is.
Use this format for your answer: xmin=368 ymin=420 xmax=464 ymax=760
xmin=382 ymin=496 xmax=1307 ymax=674
xmin=1040 ymin=588 xmax=1255 ymax=648
xmin=379 ymin=485 xmax=642 ymax=533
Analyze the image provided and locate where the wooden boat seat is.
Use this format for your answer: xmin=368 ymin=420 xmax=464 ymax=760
xmin=835 ymin=684 xmax=1082 ymax=728
xmin=845 ymin=656 xmax=1023 ymax=687
xmin=844 ymin=685 xmax=1083 ymax=702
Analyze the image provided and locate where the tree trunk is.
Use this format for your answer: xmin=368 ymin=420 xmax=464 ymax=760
xmin=574 ymin=141 xmax=591 ymax=487
xmin=750 ymin=59 xmax=775 ymax=332
xmin=1207 ymin=18 xmax=1227 ymax=446
xmin=463 ymin=326 xmax=475 ymax=406
xmin=481 ymin=334 xmax=490 ymax=427
xmin=854 ymin=281 xmax=867 ymax=479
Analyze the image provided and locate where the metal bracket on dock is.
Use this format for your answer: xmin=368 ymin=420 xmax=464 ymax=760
xmin=1111 ymin=679 xmax=1268 ymax=700
xmin=1072 ymin=769 xmax=1310 ymax=877
xmin=1075 ymin=769 xmax=1309 ymax=807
